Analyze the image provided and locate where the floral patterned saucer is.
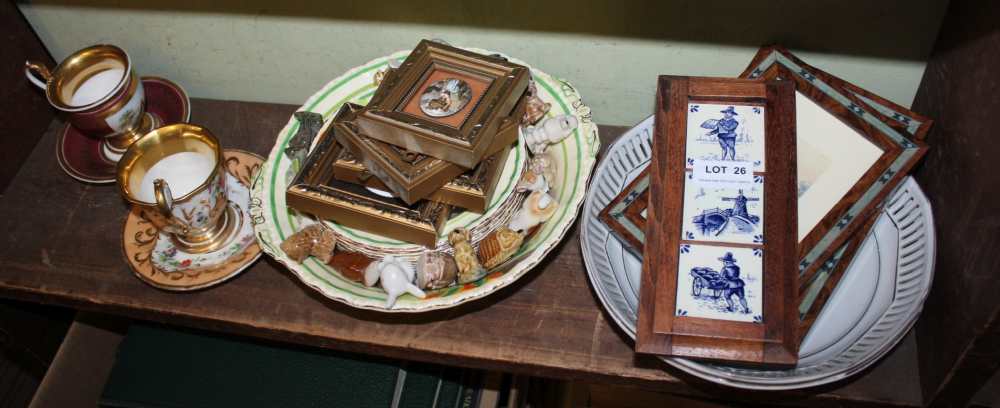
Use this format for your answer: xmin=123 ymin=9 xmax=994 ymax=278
xmin=122 ymin=149 xmax=263 ymax=291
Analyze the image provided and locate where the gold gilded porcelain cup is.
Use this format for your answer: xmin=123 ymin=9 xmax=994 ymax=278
xmin=117 ymin=124 xmax=236 ymax=254
xmin=25 ymin=44 xmax=158 ymax=161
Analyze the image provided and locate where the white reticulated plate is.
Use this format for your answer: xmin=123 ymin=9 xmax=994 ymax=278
xmin=251 ymin=47 xmax=600 ymax=312
xmin=580 ymin=116 xmax=935 ymax=390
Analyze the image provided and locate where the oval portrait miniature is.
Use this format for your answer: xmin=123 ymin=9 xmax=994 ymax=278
xmin=419 ymin=78 xmax=473 ymax=117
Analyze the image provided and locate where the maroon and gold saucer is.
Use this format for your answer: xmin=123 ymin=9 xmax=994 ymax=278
xmin=56 ymin=76 xmax=191 ymax=184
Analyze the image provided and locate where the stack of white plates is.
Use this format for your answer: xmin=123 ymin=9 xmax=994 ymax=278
xmin=580 ymin=117 xmax=935 ymax=390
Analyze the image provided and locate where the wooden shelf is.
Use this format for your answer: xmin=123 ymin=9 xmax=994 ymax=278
xmin=0 ymin=99 xmax=922 ymax=407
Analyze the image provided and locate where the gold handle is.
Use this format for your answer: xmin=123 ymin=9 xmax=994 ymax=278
xmin=24 ymin=61 xmax=52 ymax=90
xmin=153 ymin=179 xmax=190 ymax=235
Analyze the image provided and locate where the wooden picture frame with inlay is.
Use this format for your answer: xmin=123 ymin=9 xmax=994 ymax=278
xmin=636 ymin=76 xmax=799 ymax=366
xmin=740 ymin=45 xmax=930 ymax=340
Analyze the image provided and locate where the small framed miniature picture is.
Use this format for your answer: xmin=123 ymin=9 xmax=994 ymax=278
xmin=356 ymin=40 xmax=530 ymax=168
xmin=400 ymin=69 xmax=492 ymax=128
xmin=636 ymin=76 xmax=799 ymax=366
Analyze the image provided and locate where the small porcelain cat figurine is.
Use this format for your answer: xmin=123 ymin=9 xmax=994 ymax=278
xmin=523 ymin=115 xmax=579 ymax=155
xmin=449 ymin=228 xmax=486 ymax=284
xmin=363 ymin=255 xmax=426 ymax=308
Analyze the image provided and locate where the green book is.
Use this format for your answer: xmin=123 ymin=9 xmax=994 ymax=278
xmin=101 ymin=324 xmax=484 ymax=408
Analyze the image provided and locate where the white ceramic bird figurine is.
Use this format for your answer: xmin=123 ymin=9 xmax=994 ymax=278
xmin=363 ymin=255 xmax=426 ymax=308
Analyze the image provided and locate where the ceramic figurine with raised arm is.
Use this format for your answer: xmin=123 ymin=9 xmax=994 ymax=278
xmin=523 ymin=114 xmax=579 ymax=155
xmin=363 ymin=255 xmax=426 ymax=308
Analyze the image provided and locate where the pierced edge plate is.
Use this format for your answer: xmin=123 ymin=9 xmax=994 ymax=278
xmin=580 ymin=116 xmax=935 ymax=390
xmin=251 ymin=48 xmax=600 ymax=312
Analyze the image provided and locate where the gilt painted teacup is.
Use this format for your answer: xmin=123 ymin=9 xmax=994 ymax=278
xmin=116 ymin=124 xmax=235 ymax=254
xmin=25 ymin=44 xmax=158 ymax=161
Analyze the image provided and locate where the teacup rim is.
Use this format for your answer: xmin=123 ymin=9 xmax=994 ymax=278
xmin=47 ymin=44 xmax=132 ymax=113
xmin=117 ymin=123 xmax=225 ymax=206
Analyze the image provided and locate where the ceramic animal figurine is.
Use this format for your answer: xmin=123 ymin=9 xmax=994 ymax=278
xmin=327 ymin=251 xmax=374 ymax=282
xmin=522 ymin=82 xmax=551 ymax=125
xmin=449 ymin=228 xmax=486 ymax=284
xmin=284 ymin=111 xmax=324 ymax=164
xmin=363 ymin=255 xmax=426 ymax=308
xmin=528 ymin=153 xmax=557 ymax=183
xmin=515 ymin=167 xmax=548 ymax=194
xmin=373 ymin=68 xmax=393 ymax=88
xmin=477 ymin=227 xmax=524 ymax=269
xmin=523 ymin=114 xmax=579 ymax=155
xmin=280 ymin=224 xmax=337 ymax=263
xmin=509 ymin=191 xmax=559 ymax=233
xmin=515 ymin=153 xmax=558 ymax=194
xmin=415 ymin=252 xmax=458 ymax=290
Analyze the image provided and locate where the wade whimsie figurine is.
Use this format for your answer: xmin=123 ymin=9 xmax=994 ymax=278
xmin=363 ymin=255 xmax=426 ymax=308
xmin=527 ymin=153 xmax=556 ymax=184
xmin=449 ymin=228 xmax=486 ymax=284
xmin=509 ymin=191 xmax=558 ymax=233
xmin=327 ymin=250 xmax=374 ymax=283
xmin=415 ymin=252 xmax=458 ymax=290
xmin=510 ymin=160 xmax=560 ymax=233
xmin=478 ymin=227 xmax=524 ymax=269
xmin=284 ymin=111 xmax=324 ymax=164
xmin=280 ymin=224 xmax=337 ymax=263
xmin=522 ymin=82 xmax=551 ymax=125
xmin=523 ymin=115 xmax=579 ymax=155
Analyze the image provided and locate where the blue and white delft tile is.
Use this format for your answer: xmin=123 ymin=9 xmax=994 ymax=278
xmin=685 ymin=103 xmax=766 ymax=171
xmin=675 ymin=245 xmax=763 ymax=323
xmin=682 ymin=180 xmax=764 ymax=245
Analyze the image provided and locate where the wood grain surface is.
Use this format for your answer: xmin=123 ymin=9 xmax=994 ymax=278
xmin=0 ymin=98 xmax=924 ymax=406
xmin=0 ymin=2 xmax=55 ymax=195
xmin=910 ymin=1 xmax=1000 ymax=406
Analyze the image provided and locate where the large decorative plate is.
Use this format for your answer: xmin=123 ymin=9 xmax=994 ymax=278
xmin=252 ymin=48 xmax=599 ymax=312
xmin=581 ymin=116 xmax=935 ymax=390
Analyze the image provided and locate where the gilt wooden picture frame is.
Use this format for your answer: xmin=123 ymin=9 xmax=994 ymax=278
xmin=286 ymin=105 xmax=452 ymax=247
xmin=636 ymin=76 xmax=799 ymax=365
xmin=355 ymin=40 xmax=530 ymax=168
xmin=332 ymin=144 xmax=512 ymax=214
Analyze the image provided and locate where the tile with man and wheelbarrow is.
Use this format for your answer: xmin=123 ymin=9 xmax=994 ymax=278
xmin=685 ymin=103 xmax=766 ymax=171
xmin=681 ymin=174 xmax=764 ymax=245
xmin=675 ymin=244 xmax=763 ymax=323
